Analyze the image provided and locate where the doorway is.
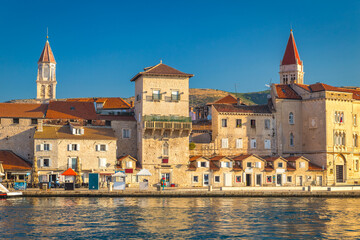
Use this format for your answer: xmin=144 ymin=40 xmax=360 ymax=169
xmin=297 ymin=176 xmax=303 ymax=186
xmin=224 ymin=173 xmax=232 ymax=187
xmin=316 ymin=176 xmax=323 ymax=186
xmin=203 ymin=174 xmax=209 ymax=186
xmin=276 ymin=174 xmax=282 ymax=186
xmin=336 ymin=165 xmax=344 ymax=183
xmin=161 ymin=173 xmax=170 ymax=187
xmin=246 ymin=174 xmax=251 ymax=186
xmin=256 ymin=174 xmax=262 ymax=186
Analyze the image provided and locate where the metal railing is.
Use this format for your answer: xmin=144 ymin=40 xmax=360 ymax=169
xmin=144 ymin=121 xmax=192 ymax=130
xmin=143 ymin=115 xmax=191 ymax=122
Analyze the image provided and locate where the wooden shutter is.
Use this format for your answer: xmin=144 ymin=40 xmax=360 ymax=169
xmin=68 ymin=144 xmax=72 ymax=151
xmin=77 ymin=144 xmax=80 ymax=151
xmin=49 ymin=144 xmax=52 ymax=151
xmin=40 ymin=158 xmax=44 ymax=167
xmin=80 ymin=129 xmax=84 ymax=135
xmin=105 ymin=144 xmax=108 ymax=151
xmin=68 ymin=158 xmax=72 ymax=168
xmin=206 ymin=161 xmax=209 ymax=168
xmin=96 ymin=144 xmax=99 ymax=151
xmin=230 ymin=162 xmax=233 ymax=168
xmin=40 ymin=144 xmax=44 ymax=151
xmin=197 ymin=161 xmax=201 ymax=168
xmin=72 ymin=128 xmax=76 ymax=135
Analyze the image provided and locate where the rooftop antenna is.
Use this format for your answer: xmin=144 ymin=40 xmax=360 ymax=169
xmin=46 ymin=27 xmax=49 ymax=40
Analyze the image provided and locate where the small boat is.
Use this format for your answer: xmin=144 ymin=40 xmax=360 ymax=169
xmin=0 ymin=183 xmax=23 ymax=198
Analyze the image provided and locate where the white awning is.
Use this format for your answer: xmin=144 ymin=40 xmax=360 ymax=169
xmin=112 ymin=172 xmax=127 ymax=177
xmin=137 ymin=169 xmax=152 ymax=176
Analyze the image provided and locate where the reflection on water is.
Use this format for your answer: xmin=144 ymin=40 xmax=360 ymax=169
xmin=1 ymin=197 xmax=360 ymax=239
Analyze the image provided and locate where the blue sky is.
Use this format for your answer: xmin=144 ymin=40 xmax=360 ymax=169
xmin=0 ymin=1 xmax=359 ymax=102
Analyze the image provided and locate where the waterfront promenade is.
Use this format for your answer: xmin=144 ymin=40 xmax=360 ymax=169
xmin=18 ymin=186 xmax=360 ymax=198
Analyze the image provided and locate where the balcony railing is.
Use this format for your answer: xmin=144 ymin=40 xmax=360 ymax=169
xmin=144 ymin=121 xmax=192 ymax=131
xmin=143 ymin=115 xmax=191 ymax=122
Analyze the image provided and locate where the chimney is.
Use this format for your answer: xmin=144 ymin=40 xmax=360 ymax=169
xmin=37 ymin=119 xmax=43 ymax=132
xmin=237 ymin=98 xmax=241 ymax=106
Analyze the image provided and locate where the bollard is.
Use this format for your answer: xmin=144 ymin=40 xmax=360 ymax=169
xmin=208 ymin=185 xmax=213 ymax=192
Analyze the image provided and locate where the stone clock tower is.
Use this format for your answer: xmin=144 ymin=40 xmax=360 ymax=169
xmin=36 ymin=37 xmax=57 ymax=101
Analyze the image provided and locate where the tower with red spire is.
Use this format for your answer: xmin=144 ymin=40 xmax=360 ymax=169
xmin=279 ymin=29 xmax=304 ymax=84
xmin=36 ymin=35 xmax=57 ymax=101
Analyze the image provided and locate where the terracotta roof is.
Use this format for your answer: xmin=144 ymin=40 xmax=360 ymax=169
xmin=130 ymin=63 xmax=194 ymax=82
xmin=265 ymin=166 xmax=274 ymax=171
xmin=190 ymin=156 xmax=203 ymax=162
xmin=294 ymin=83 xmax=311 ymax=92
xmin=282 ymin=30 xmax=302 ymax=66
xmin=308 ymin=83 xmax=360 ymax=100
xmin=46 ymin=101 xmax=98 ymax=120
xmin=34 ymin=125 xmax=117 ymax=140
xmin=308 ymin=162 xmax=324 ymax=171
xmin=0 ymin=150 xmax=32 ymax=171
xmin=213 ymin=104 xmax=272 ymax=114
xmin=67 ymin=97 xmax=131 ymax=109
xmin=210 ymin=161 xmax=220 ymax=171
xmin=287 ymin=163 xmax=296 ymax=171
xmin=209 ymin=156 xmax=226 ymax=161
xmin=213 ymin=95 xmax=238 ymax=105
xmin=61 ymin=168 xmax=77 ymax=176
xmin=263 ymin=156 xmax=287 ymax=162
xmin=118 ymin=155 xmax=137 ymax=162
xmin=233 ymin=165 xmax=243 ymax=171
xmin=275 ymin=84 xmax=302 ymax=100
xmin=0 ymin=103 xmax=47 ymax=118
xmin=38 ymin=40 xmax=56 ymax=64
xmin=232 ymin=154 xmax=252 ymax=161
xmin=98 ymin=115 xmax=136 ymax=121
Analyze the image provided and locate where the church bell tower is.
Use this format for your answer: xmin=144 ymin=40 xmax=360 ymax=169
xmin=36 ymin=35 xmax=57 ymax=101
xmin=279 ymin=29 xmax=304 ymax=84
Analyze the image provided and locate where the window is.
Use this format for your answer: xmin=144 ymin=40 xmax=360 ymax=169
xmin=152 ymin=90 xmax=161 ymax=101
xmin=236 ymin=176 xmax=241 ymax=183
xmin=42 ymin=158 xmax=50 ymax=167
xmin=355 ymin=160 xmax=359 ymax=172
xmin=290 ymin=74 xmax=296 ymax=82
xmin=354 ymin=114 xmax=357 ymax=126
xmin=162 ymin=158 xmax=169 ymax=164
xmin=171 ymin=91 xmax=180 ymax=101
xmin=255 ymin=162 xmax=261 ymax=168
xmin=122 ymin=129 xmax=131 ymax=138
xmin=125 ymin=161 xmax=133 ymax=168
xmin=200 ymin=162 xmax=206 ymax=167
xmin=283 ymin=75 xmax=288 ymax=84
xmin=68 ymin=157 xmax=77 ymax=169
xmin=13 ymin=118 xmax=19 ymax=124
xmin=222 ymin=119 xmax=227 ymax=127
xmin=335 ymin=111 xmax=344 ymax=123
xmin=99 ymin=158 xmax=107 ymax=168
xmin=289 ymin=112 xmax=294 ymax=125
xmin=221 ymin=162 xmax=231 ymax=168
xmin=214 ymin=176 xmax=220 ymax=183
xmin=340 ymin=112 xmax=344 ymax=123
xmin=221 ymin=138 xmax=228 ymax=148
xmin=265 ymin=119 xmax=270 ymax=130
xmin=96 ymin=144 xmax=108 ymax=151
xmin=290 ymin=133 xmax=294 ymax=147
xmin=247 ymin=162 xmax=252 ymax=168
xmin=264 ymin=139 xmax=271 ymax=149
xmin=278 ymin=162 xmax=283 ymax=168
xmin=162 ymin=142 xmax=169 ymax=156
xmin=354 ymin=134 xmax=359 ymax=148
xmin=43 ymin=144 xmax=51 ymax=151
xmin=251 ymin=119 xmax=256 ymax=128
xmin=299 ymin=162 xmax=305 ymax=168
xmin=193 ymin=176 xmax=199 ymax=183
xmin=236 ymin=119 xmax=242 ymax=128
xmin=68 ymin=144 xmax=80 ymax=151
xmin=136 ymin=94 xmax=141 ymax=101
xmin=266 ymin=176 xmax=272 ymax=183
xmin=31 ymin=119 xmax=38 ymax=125
xmin=250 ymin=139 xmax=257 ymax=149
xmin=236 ymin=139 xmax=243 ymax=149
xmin=105 ymin=120 xmax=111 ymax=126
xmin=287 ymin=176 xmax=292 ymax=182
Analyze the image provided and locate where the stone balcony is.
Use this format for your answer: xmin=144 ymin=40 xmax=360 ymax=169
xmin=143 ymin=115 xmax=192 ymax=136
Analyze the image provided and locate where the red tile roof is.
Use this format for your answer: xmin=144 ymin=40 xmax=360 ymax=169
xmin=285 ymin=156 xmax=309 ymax=162
xmin=67 ymin=97 xmax=131 ymax=109
xmin=118 ymin=155 xmax=137 ymax=162
xmin=282 ymin=30 xmax=302 ymax=66
xmin=232 ymin=154 xmax=252 ymax=161
xmin=46 ymin=101 xmax=98 ymax=120
xmin=287 ymin=163 xmax=296 ymax=171
xmin=38 ymin=40 xmax=56 ymax=64
xmin=210 ymin=161 xmax=220 ymax=171
xmin=0 ymin=151 xmax=32 ymax=171
xmin=308 ymin=162 xmax=324 ymax=171
xmin=263 ymin=156 xmax=287 ymax=162
xmin=294 ymin=83 xmax=311 ymax=92
xmin=275 ymin=84 xmax=302 ymax=100
xmin=0 ymin=103 xmax=47 ymax=118
xmin=213 ymin=95 xmax=238 ymax=105
xmin=265 ymin=166 xmax=274 ymax=171
xmin=209 ymin=156 xmax=226 ymax=161
xmin=213 ymin=104 xmax=272 ymax=114
xmin=189 ymin=156 xmax=203 ymax=162
xmin=130 ymin=63 xmax=194 ymax=82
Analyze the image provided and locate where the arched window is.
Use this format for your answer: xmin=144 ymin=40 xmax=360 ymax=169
xmin=162 ymin=142 xmax=169 ymax=156
xmin=41 ymin=85 xmax=45 ymax=98
xmin=48 ymin=85 xmax=52 ymax=97
xmin=340 ymin=112 xmax=344 ymax=123
xmin=289 ymin=112 xmax=294 ymax=125
xmin=290 ymin=133 xmax=294 ymax=147
xmin=341 ymin=133 xmax=346 ymax=146
xmin=335 ymin=111 xmax=338 ymax=123
xmin=354 ymin=134 xmax=358 ymax=148
xmin=334 ymin=132 xmax=338 ymax=145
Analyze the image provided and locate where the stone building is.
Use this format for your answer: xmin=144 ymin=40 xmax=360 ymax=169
xmin=131 ymin=62 xmax=193 ymax=187
xmin=34 ymin=125 xmax=117 ymax=184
